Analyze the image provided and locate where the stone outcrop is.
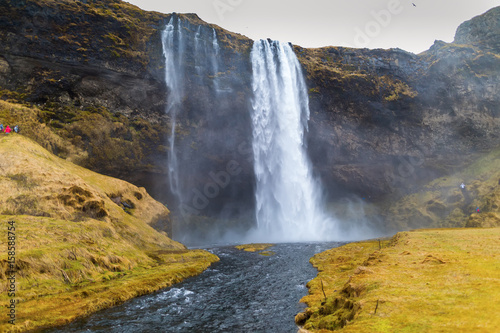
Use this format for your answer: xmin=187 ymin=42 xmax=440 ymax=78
xmin=454 ymin=6 xmax=500 ymax=52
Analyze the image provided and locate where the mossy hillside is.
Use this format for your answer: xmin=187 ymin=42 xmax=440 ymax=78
xmin=298 ymin=228 xmax=500 ymax=332
xmin=295 ymin=46 xmax=419 ymax=105
xmin=0 ymin=128 xmax=171 ymax=229
xmin=384 ymin=147 xmax=500 ymax=231
xmin=0 ymin=99 xmax=80 ymax=160
xmin=1 ymin=0 xmax=166 ymax=73
xmin=0 ymin=99 xmax=170 ymax=182
xmin=0 ymin=134 xmax=219 ymax=332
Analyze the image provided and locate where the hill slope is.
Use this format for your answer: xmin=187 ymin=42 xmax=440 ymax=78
xmin=297 ymin=228 xmax=500 ymax=332
xmin=384 ymin=147 xmax=500 ymax=231
xmin=0 ymin=133 xmax=218 ymax=332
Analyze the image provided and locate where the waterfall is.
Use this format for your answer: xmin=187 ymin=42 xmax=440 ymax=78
xmin=194 ymin=26 xmax=220 ymax=90
xmin=162 ymin=17 xmax=222 ymax=205
xmin=161 ymin=16 xmax=185 ymax=200
xmin=249 ymin=39 xmax=337 ymax=242
xmin=194 ymin=26 xmax=203 ymax=77
xmin=211 ymin=28 xmax=220 ymax=92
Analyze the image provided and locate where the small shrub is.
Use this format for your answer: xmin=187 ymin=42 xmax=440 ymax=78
xmin=6 ymin=173 xmax=38 ymax=189
xmin=6 ymin=194 xmax=39 ymax=215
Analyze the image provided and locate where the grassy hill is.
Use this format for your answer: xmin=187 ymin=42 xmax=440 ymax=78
xmin=297 ymin=228 xmax=500 ymax=332
xmin=0 ymin=133 xmax=218 ymax=332
xmin=384 ymin=147 xmax=500 ymax=231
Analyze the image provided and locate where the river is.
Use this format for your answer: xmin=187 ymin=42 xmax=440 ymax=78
xmin=45 ymin=242 xmax=342 ymax=333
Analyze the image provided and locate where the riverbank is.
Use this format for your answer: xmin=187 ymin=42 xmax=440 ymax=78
xmin=297 ymin=228 xmax=500 ymax=332
xmin=0 ymin=135 xmax=219 ymax=332
xmin=0 ymin=225 xmax=218 ymax=332
xmin=46 ymin=242 xmax=340 ymax=333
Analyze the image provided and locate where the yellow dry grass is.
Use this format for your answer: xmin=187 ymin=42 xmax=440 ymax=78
xmin=0 ymin=133 xmax=171 ymax=237
xmin=0 ymin=134 xmax=219 ymax=332
xmin=298 ymin=228 xmax=500 ymax=332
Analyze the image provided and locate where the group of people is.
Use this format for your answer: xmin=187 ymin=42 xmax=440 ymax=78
xmin=0 ymin=124 xmax=19 ymax=134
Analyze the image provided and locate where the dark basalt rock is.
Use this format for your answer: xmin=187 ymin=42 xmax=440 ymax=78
xmin=454 ymin=6 xmax=500 ymax=52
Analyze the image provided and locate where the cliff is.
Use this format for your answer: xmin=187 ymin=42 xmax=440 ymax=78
xmin=0 ymin=0 xmax=499 ymax=236
xmin=299 ymin=34 xmax=500 ymax=201
xmin=0 ymin=0 xmax=255 ymax=231
xmin=454 ymin=6 xmax=500 ymax=52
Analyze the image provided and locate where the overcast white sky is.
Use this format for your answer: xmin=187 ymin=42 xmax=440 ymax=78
xmin=126 ymin=0 xmax=499 ymax=54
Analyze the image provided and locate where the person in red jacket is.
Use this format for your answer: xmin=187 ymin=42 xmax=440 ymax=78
xmin=4 ymin=125 xmax=11 ymax=134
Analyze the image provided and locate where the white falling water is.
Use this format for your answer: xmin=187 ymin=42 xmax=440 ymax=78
xmin=211 ymin=28 xmax=220 ymax=92
xmin=194 ymin=26 xmax=203 ymax=77
xmin=249 ymin=39 xmax=338 ymax=242
xmin=161 ymin=16 xmax=185 ymax=200
xmin=194 ymin=26 xmax=220 ymax=90
xmin=162 ymin=17 xmax=221 ymax=204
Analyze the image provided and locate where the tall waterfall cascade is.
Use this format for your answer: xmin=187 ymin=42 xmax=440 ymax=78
xmin=249 ymin=39 xmax=338 ymax=242
xmin=162 ymin=16 xmax=185 ymax=200
xmin=161 ymin=16 xmax=221 ymax=203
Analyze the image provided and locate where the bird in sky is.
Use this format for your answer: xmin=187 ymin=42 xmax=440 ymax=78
xmin=412 ymin=2 xmax=416 ymax=6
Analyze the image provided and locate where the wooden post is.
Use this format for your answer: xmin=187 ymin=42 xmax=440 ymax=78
xmin=320 ymin=279 xmax=327 ymax=302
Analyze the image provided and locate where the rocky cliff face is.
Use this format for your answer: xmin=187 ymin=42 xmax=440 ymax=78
xmin=301 ymin=37 xmax=500 ymax=201
xmin=1 ymin=0 xmax=499 ymax=235
xmin=454 ymin=6 xmax=500 ymax=52
xmin=0 ymin=0 xmax=255 ymax=219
